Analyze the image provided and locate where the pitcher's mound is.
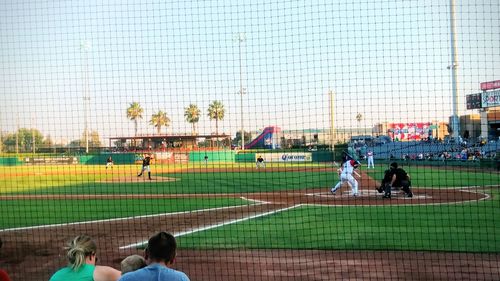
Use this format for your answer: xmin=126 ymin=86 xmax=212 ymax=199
xmin=99 ymin=176 xmax=179 ymax=183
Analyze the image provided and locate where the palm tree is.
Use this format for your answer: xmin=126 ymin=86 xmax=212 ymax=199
xmin=184 ymin=104 xmax=201 ymax=135
xmin=355 ymin=113 xmax=363 ymax=135
xmin=150 ymin=110 xmax=170 ymax=134
xmin=126 ymin=102 xmax=144 ymax=136
xmin=207 ymin=100 xmax=225 ymax=137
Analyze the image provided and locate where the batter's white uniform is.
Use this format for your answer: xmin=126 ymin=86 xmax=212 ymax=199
xmin=331 ymin=160 xmax=359 ymax=196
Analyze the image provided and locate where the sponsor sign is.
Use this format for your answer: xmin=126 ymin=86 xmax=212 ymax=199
xmin=174 ymin=153 xmax=189 ymax=163
xmin=25 ymin=157 xmax=78 ymax=165
xmin=481 ymin=90 xmax=500 ymax=108
xmin=153 ymin=152 xmax=174 ymax=163
xmin=260 ymin=152 xmax=312 ymax=162
xmin=155 ymin=152 xmax=173 ymax=160
xmin=480 ymin=80 xmax=500 ymax=91
xmin=387 ymin=123 xmax=432 ymax=141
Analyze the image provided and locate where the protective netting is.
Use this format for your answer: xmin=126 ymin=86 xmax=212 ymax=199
xmin=0 ymin=1 xmax=499 ymax=280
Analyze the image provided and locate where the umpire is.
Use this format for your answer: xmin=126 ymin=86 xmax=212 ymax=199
xmin=377 ymin=162 xmax=413 ymax=199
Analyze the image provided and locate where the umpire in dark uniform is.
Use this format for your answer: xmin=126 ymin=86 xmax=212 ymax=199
xmin=377 ymin=162 xmax=413 ymax=198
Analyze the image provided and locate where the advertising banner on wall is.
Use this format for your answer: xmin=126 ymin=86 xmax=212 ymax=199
xmin=154 ymin=152 xmax=174 ymax=163
xmin=481 ymin=90 xmax=500 ymax=108
xmin=259 ymin=152 xmax=312 ymax=162
xmin=480 ymin=80 xmax=500 ymax=91
xmin=174 ymin=153 xmax=189 ymax=163
xmin=25 ymin=157 xmax=78 ymax=165
xmin=387 ymin=123 xmax=432 ymax=141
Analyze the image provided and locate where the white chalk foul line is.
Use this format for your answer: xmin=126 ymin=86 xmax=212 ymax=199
xmin=0 ymin=204 xmax=256 ymax=233
xmin=119 ymin=204 xmax=302 ymax=250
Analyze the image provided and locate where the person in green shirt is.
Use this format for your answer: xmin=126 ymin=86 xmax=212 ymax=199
xmin=50 ymin=235 xmax=121 ymax=281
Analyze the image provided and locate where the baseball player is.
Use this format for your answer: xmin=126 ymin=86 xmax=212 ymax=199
xmin=256 ymin=155 xmax=265 ymax=169
xmin=376 ymin=162 xmax=413 ymax=198
xmin=137 ymin=153 xmax=153 ymax=180
xmin=331 ymin=155 xmax=361 ymax=196
xmin=366 ymin=150 xmax=374 ymax=168
xmin=105 ymin=156 xmax=114 ymax=169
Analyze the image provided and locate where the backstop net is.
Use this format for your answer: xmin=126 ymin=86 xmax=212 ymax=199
xmin=0 ymin=1 xmax=499 ymax=280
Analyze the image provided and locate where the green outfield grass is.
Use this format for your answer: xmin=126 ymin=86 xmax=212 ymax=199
xmin=0 ymin=197 xmax=249 ymax=229
xmin=178 ymin=188 xmax=500 ymax=253
xmin=1 ymin=164 xmax=498 ymax=195
xmin=0 ymin=164 xmax=498 ymax=253
xmin=26 ymin=171 xmax=336 ymax=195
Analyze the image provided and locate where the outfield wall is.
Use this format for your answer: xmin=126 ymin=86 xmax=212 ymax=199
xmin=189 ymin=151 xmax=235 ymax=162
xmin=0 ymin=157 xmax=23 ymax=166
xmin=78 ymin=153 xmax=137 ymax=165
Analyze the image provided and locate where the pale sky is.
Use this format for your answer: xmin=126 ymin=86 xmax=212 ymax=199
xmin=0 ymin=0 xmax=499 ymax=144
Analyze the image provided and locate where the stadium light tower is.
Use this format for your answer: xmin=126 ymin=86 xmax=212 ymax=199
xmin=449 ymin=0 xmax=460 ymax=142
xmin=235 ymin=32 xmax=247 ymax=150
xmin=80 ymin=40 xmax=91 ymax=153
xmin=329 ymin=90 xmax=335 ymax=154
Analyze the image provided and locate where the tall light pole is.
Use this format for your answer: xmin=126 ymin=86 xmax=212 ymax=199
xmin=0 ymin=116 xmax=3 ymax=153
xmin=81 ymin=40 xmax=91 ymax=153
xmin=15 ymin=113 xmax=19 ymax=155
xmin=31 ymin=115 xmax=35 ymax=154
xmin=236 ymin=32 xmax=246 ymax=150
xmin=449 ymin=0 xmax=460 ymax=142
xmin=329 ymin=90 xmax=335 ymax=155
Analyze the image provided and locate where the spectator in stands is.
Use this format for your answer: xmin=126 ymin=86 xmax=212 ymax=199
xmin=121 ymin=255 xmax=146 ymax=275
xmin=49 ymin=235 xmax=121 ymax=281
xmin=0 ymin=238 xmax=12 ymax=281
xmin=118 ymin=232 xmax=190 ymax=281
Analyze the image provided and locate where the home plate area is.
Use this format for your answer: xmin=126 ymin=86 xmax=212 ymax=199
xmin=296 ymin=186 xmax=488 ymax=206
xmin=310 ymin=189 xmax=429 ymax=199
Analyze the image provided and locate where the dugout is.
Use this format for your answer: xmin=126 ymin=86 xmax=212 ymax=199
xmin=109 ymin=133 xmax=231 ymax=151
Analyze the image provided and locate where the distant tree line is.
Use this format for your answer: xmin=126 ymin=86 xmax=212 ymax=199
xmin=0 ymin=100 xmax=240 ymax=153
xmin=0 ymin=128 xmax=101 ymax=154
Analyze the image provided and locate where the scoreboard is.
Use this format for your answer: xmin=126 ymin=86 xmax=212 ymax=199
xmin=466 ymin=93 xmax=482 ymax=110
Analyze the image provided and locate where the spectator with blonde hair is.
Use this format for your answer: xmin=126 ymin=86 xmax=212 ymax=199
xmin=50 ymin=235 xmax=121 ymax=281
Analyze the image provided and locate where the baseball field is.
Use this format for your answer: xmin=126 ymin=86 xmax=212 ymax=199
xmin=0 ymin=162 xmax=499 ymax=280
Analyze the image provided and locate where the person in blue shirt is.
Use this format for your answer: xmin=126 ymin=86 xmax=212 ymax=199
xmin=119 ymin=232 xmax=189 ymax=281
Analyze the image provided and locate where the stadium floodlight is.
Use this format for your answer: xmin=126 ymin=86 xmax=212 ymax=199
xmin=329 ymin=90 xmax=335 ymax=154
xmin=449 ymin=0 xmax=460 ymax=142
xmin=80 ymin=40 xmax=91 ymax=153
xmin=234 ymin=32 xmax=246 ymax=150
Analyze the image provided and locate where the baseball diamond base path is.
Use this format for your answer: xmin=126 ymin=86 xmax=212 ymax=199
xmin=0 ymin=167 xmax=498 ymax=280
